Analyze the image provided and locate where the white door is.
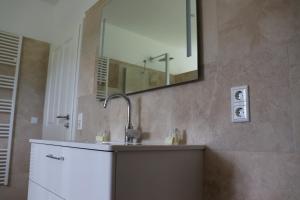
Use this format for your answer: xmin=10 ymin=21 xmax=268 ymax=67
xmin=43 ymin=27 xmax=81 ymax=141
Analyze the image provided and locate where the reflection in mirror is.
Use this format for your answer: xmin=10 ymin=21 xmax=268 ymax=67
xmin=96 ymin=0 xmax=199 ymax=100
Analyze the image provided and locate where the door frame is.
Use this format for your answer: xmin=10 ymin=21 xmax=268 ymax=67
xmin=42 ymin=22 xmax=83 ymax=141
xmin=69 ymin=22 xmax=83 ymax=140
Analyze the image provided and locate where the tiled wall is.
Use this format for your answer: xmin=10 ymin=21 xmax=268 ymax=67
xmin=76 ymin=0 xmax=300 ymax=199
xmin=0 ymin=38 xmax=49 ymax=200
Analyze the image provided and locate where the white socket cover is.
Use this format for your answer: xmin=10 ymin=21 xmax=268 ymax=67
xmin=30 ymin=117 xmax=39 ymax=124
xmin=77 ymin=113 xmax=83 ymax=130
xmin=231 ymin=86 xmax=250 ymax=122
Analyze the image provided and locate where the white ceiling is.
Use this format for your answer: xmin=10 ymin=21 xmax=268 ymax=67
xmin=103 ymin=0 xmax=197 ymax=48
xmin=40 ymin=0 xmax=59 ymax=6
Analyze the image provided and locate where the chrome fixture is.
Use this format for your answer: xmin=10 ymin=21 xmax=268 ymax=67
xmin=149 ymin=53 xmax=174 ymax=62
xmin=149 ymin=53 xmax=174 ymax=85
xmin=103 ymin=93 xmax=139 ymax=143
xmin=56 ymin=114 xmax=70 ymax=129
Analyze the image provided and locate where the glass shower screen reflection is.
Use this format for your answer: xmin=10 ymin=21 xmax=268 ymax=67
xmin=97 ymin=0 xmax=199 ymax=98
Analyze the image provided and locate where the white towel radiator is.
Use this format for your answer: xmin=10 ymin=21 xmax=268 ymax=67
xmin=96 ymin=57 xmax=109 ymax=101
xmin=0 ymin=30 xmax=22 ymax=186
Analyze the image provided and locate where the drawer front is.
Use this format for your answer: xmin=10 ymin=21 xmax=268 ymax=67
xmin=28 ymin=181 xmax=64 ymax=200
xmin=61 ymin=147 xmax=115 ymax=200
xmin=29 ymin=143 xmax=115 ymax=200
xmin=29 ymin=143 xmax=66 ymax=197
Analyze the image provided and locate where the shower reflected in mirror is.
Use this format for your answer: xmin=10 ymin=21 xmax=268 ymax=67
xmin=96 ymin=0 xmax=201 ymax=100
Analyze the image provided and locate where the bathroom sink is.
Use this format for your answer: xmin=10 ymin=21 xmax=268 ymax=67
xmin=29 ymin=139 xmax=205 ymax=151
xmin=100 ymin=141 xmax=142 ymax=145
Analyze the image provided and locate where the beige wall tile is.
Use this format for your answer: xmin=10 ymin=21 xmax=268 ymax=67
xmin=204 ymin=150 xmax=300 ymax=200
xmin=78 ymin=0 xmax=107 ymax=97
xmin=288 ymin=35 xmax=300 ymax=66
xmin=0 ymin=38 xmax=49 ymax=200
xmin=290 ymin=65 xmax=300 ymax=152
xmin=76 ymin=0 xmax=300 ymax=199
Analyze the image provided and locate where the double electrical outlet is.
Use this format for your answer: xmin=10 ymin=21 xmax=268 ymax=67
xmin=231 ymin=85 xmax=250 ymax=123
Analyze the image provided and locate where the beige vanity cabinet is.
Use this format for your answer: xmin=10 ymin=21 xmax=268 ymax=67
xmin=28 ymin=140 xmax=204 ymax=200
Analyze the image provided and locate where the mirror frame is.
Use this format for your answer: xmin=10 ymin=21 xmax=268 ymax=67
xmin=101 ymin=0 xmax=203 ymax=97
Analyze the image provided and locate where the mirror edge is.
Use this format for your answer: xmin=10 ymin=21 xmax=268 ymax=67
xmin=125 ymin=0 xmax=204 ymax=97
xmin=98 ymin=0 xmax=204 ymax=100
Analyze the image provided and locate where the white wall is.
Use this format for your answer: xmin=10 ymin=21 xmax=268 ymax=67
xmin=0 ymin=0 xmax=55 ymax=42
xmin=0 ymin=0 xmax=97 ymax=44
xmin=103 ymin=23 xmax=198 ymax=74
xmin=0 ymin=0 xmax=198 ymax=73
xmin=52 ymin=0 xmax=97 ymax=45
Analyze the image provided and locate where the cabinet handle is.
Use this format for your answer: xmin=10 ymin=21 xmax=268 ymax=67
xmin=46 ymin=154 xmax=65 ymax=161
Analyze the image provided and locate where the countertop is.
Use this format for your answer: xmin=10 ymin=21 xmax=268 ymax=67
xmin=30 ymin=139 xmax=205 ymax=152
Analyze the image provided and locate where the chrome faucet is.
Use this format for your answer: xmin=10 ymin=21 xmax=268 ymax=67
xmin=103 ymin=93 xmax=139 ymax=143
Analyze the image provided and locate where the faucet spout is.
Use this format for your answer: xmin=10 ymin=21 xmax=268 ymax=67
xmin=103 ymin=94 xmax=136 ymax=143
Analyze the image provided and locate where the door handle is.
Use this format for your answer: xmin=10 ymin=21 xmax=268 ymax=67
xmin=56 ymin=114 xmax=70 ymax=120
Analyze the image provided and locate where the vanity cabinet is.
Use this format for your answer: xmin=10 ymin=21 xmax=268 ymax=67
xmin=28 ymin=140 xmax=204 ymax=200
xmin=28 ymin=181 xmax=64 ymax=200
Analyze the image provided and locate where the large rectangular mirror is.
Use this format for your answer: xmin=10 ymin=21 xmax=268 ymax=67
xmin=96 ymin=0 xmax=201 ymax=100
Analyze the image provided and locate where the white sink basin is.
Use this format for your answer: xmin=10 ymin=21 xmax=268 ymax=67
xmin=100 ymin=141 xmax=141 ymax=145
xmin=30 ymin=139 xmax=205 ymax=152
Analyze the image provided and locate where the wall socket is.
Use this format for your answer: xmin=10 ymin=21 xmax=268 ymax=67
xmin=30 ymin=117 xmax=39 ymax=124
xmin=231 ymin=86 xmax=250 ymax=123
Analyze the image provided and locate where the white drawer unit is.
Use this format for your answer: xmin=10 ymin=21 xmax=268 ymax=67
xmin=28 ymin=181 xmax=64 ymax=200
xmin=29 ymin=144 xmax=65 ymax=196
xmin=29 ymin=143 xmax=114 ymax=200
xmin=28 ymin=140 xmax=205 ymax=200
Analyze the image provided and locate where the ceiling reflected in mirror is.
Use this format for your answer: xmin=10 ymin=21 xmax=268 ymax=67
xmin=96 ymin=0 xmax=200 ymax=100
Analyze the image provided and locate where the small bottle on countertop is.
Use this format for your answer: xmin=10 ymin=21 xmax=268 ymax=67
xmin=164 ymin=128 xmax=181 ymax=145
xmin=96 ymin=129 xmax=110 ymax=143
